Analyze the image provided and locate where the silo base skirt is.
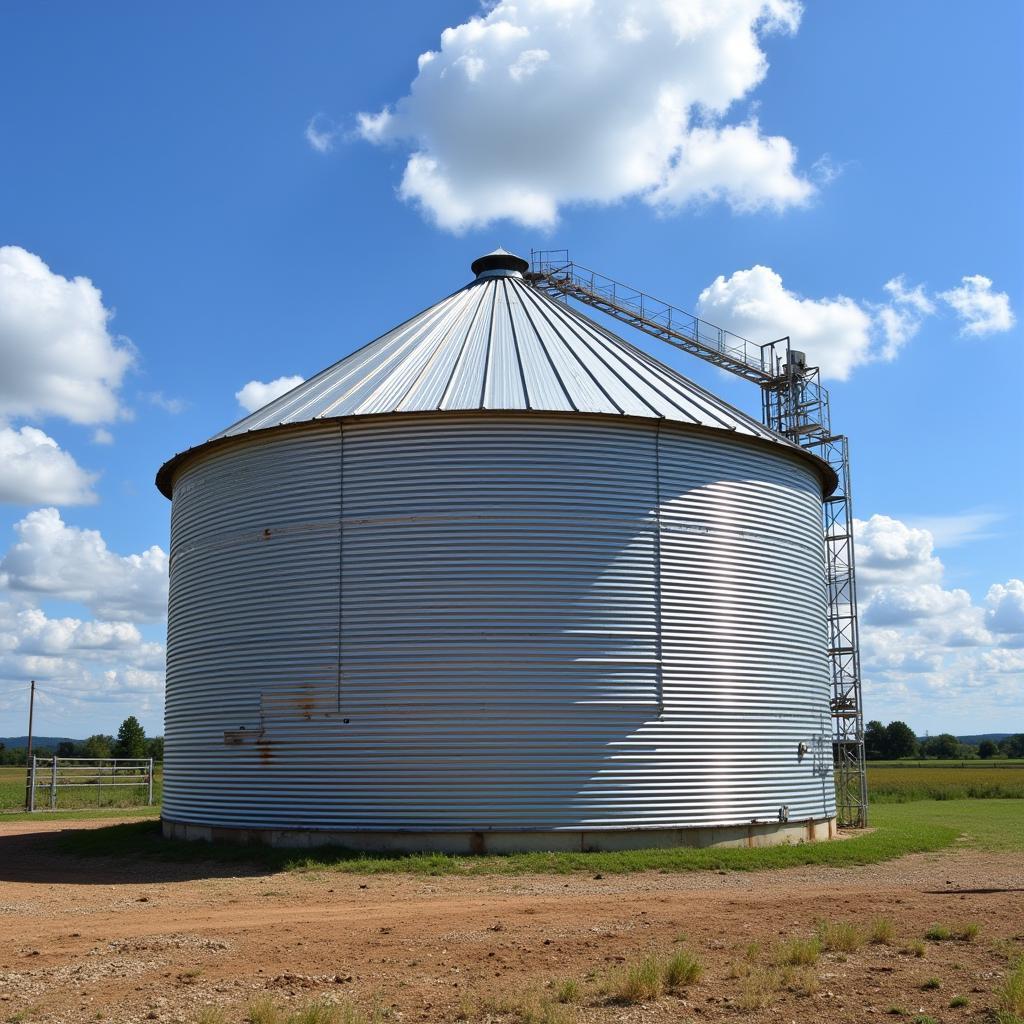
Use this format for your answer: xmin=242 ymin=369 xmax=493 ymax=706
xmin=161 ymin=816 xmax=838 ymax=853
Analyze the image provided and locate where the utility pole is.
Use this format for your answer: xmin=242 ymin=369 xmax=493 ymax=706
xmin=23 ymin=680 xmax=35 ymax=811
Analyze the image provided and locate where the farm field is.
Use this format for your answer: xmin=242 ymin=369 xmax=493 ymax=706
xmin=868 ymin=762 xmax=1024 ymax=801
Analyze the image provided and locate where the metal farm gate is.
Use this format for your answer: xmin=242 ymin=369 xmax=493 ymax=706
xmin=27 ymin=757 xmax=154 ymax=811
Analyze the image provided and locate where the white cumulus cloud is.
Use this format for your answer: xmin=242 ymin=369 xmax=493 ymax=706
xmin=0 ymin=508 xmax=167 ymax=623
xmin=235 ymin=375 xmax=305 ymax=413
xmin=0 ymin=246 xmax=133 ymax=424
xmin=0 ymin=425 xmax=98 ymax=506
xmin=694 ymin=267 xmax=1015 ymax=379
xmin=305 ymin=114 xmax=341 ymax=153
xmin=938 ymin=274 xmax=1015 ymax=337
xmin=695 ymin=265 xmax=872 ymax=380
xmin=876 ymin=275 xmax=934 ymax=359
xmin=0 ymin=598 xmax=164 ymax=716
xmin=355 ymin=0 xmax=813 ymax=231
xmin=986 ymin=579 xmax=1024 ymax=638
xmin=854 ymin=514 xmax=942 ymax=588
xmin=853 ymin=513 xmax=1023 ymax=725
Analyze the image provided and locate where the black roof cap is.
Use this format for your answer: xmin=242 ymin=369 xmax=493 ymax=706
xmin=471 ymin=247 xmax=530 ymax=277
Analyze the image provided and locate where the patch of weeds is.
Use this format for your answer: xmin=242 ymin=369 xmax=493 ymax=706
xmin=727 ymin=958 xmax=752 ymax=980
xmin=996 ymin=956 xmax=1024 ymax=1018
xmin=288 ymin=1003 xmax=339 ymax=1024
xmin=743 ymin=940 xmax=762 ymax=962
xmin=920 ymin=977 xmax=942 ymax=991
xmin=515 ymin=994 xmax=573 ymax=1024
xmin=778 ymin=965 xmax=820 ymax=997
xmin=925 ymin=922 xmax=979 ymax=944
xmin=248 ymin=998 xmax=282 ymax=1024
xmin=178 ymin=967 xmax=203 ymax=984
xmin=736 ymin=969 xmax=774 ymax=1012
xmin=663 ymin=950 xmax=702 ymax=989
xmin=453 ymin=992 xmax=476 ymax=1021
xmin=871 ymin=917 xmax=897 ymax=945
xmin=906 ymin=940 xmax=926 ymax=958
xmin=554 ymin=980 xmax=580 ymax=1005
xmin=912 ymin=1016 xmax=939 ymax=1024
xmin=816 ymin=919 xmax=865 ymax=952
xmin=608 ymin=956 xmax=662 ymax=1004
xmin=196 ymin=1011 xmax=229 ymax=1024
xmin=886 ymin=1008 xmax=907 ymax=1017
xmin=776 ymin=936 xmax=821 ymax=966
xmin=948 ymin=995 xmax=968 ymax=1008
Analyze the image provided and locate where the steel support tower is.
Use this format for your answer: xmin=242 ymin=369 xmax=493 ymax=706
xmin=527 ymin=251 xmax=868 ymax=828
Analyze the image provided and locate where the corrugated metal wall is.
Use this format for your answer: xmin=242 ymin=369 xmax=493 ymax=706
xmin=163 ymin=413 xmax=834 ymax=832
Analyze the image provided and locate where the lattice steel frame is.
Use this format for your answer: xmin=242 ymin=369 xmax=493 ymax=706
xmin=528 ymin=251 xmax=868 ymax=827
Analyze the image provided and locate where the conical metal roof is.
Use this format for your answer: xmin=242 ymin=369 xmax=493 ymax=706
xmin=212 ymin=254 xmax=789 ymax=443
xmin=158 ymin=251 xmax=829 ymax=497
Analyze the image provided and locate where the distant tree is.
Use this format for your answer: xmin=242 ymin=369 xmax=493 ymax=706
xmin=145 ymin=736 xmax=164 ymax=762
xmin=884 ymin=721 xmax=918 ymax=759
xmin=83 ymin=734 xmax=113 ymax=759
xmin=921 ymin=733 xmax=959 ymax=759
xmin=114 ymin=716 xmax=146 ymax=759
xmin=57 ymin=740 xmax=78 ymax=757
xmin=978 ymin=740 xmax=997 ymax=759
xmin=864 ymin=720 xmax=888 ymax=760
xmin=999 ymin=734 xmax=1024 ymax=758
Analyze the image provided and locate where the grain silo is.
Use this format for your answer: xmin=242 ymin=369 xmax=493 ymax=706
xmin=157 ymin=249 xmax=838 ymax=851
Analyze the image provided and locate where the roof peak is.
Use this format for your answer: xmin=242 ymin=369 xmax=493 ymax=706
xmin=471 ymin=248 xmax=529 ymax=279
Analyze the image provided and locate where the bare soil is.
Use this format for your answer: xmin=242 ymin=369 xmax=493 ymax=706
xmin=0 ymin=818 xmax=1022 ymax=1024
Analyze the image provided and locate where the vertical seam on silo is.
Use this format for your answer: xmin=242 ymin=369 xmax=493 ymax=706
xmin=337 ymin=419 xmax=344 ymax=714
xmin=654 ymin=419 xmax=664 ymax=715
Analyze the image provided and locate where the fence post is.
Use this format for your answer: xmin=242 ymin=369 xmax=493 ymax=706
xmin=50 ymin=757 xmax=57 ymax=810
xmin=147 ymin=758 xmax=154 ymax=805
xmin=29 ymin=756 xmax=36 ymax=812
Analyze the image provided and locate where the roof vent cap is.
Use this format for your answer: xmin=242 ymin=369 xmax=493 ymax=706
xmin=471 ymin=248 xmax=530 ymax=279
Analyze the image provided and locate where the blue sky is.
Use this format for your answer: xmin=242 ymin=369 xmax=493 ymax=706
xmin=0 ymin=0 xmax=1021 ymax=739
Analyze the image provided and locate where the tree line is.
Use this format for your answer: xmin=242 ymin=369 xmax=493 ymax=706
xmin=865 ymin=720 xmax=1024 ymax=760
xmin=0 ymin=716 xmax=163 ymax=765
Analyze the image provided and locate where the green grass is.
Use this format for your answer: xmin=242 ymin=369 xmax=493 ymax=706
xmin=54 ymin=802 xmax=1004 ymax=875
xmin=871 ymin=799 xmax=1024 ymax=852
xmin=776 ymin=936 xmax=821 ymax=966
xmin=662 ymin=950 xmax=702 ymax=989
xmin=997 ymin=957 xmax=1024 ymax=1020
xmin=553 ymin=979 xmax=580 ymax=1004
xmin=816 ymin=919 xmax=865 ymax=952
xmin=0 ymin=805 xmax=159 ymax=823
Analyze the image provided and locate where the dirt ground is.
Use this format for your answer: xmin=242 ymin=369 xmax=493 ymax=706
xmin=0 ymin=818 xmax=1022 ymax=1024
